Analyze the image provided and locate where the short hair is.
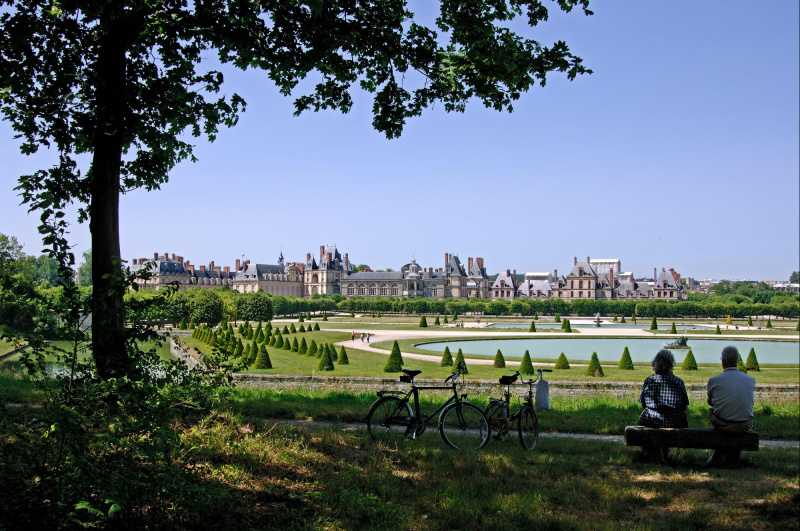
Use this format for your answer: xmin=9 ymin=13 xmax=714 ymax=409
xmin=721 ymin=346 xmax=739 ymax=365
xmin=651 ymin=349 xmax=676 ymax=374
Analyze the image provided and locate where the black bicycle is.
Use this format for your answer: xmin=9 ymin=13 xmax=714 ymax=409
xmin=483 ymin=368 xmax=551 ymax=450
xmin=365 ymin=366 xmax=490 ymax=450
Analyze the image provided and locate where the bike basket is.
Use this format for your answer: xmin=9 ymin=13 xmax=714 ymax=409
xmin=399 ymin=375 xmax=413 ymax=383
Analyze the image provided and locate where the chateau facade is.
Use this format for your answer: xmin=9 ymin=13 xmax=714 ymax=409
xmin=129 ymin=248 xmax=686 ymax=302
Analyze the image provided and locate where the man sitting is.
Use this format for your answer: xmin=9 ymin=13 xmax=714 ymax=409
xmin=706 ymin=346 xmax=756 ymax=466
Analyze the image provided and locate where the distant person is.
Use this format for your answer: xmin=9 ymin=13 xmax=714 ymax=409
xmin=637 ymin=350 xmax=689 ymax=461
xmin=351 ymin=331 xmax=355 ymax=341
xmin=360 ymin=333 xmax=364 ymax=343
xmin=366 ymin=333 xmax=370 ymax=343
xmin=706 ymin=346 xmax=756 ymax=466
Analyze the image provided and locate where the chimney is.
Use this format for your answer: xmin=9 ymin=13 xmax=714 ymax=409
xmin=178 ymin=256 xmax=183 ymax=264
xmin=210 ymin=261 xmax=215 ymax=269
xmin=554 ymin=269 xmax=558 ymax=279
xmin=164 ymin=252 xmax=168 ymax=260
xmin=513 ymin=269 xmax=517 ymax=283
xmin=236 ymin=259 xmax=240 ymax=271
xmin=345 ymin=253 xmax=349 ymax=268
xmin=306 ymin=253 xmax=311 ymax=264
xmin=154 ymin=252 xmax=159 ymax=260
xmin=587 ymin=256 xmax=590 ymax=263
xmin=214 ymin=266 xmax=221 ymax=272
xmin=188 ymin=265 xmax=195 ymax=275
xmin=171 ymin=253 xmax=176 ymax=260
xmin=654 ymin=268 xmax=657 ymax=280
xmin=468 ymin=257 xmax=473 ymax=271
xmin=132 ymin=258 xmax=137 ymax=265
xmin=574 ymin=256 xmax=577 ymax=265
xmin=320 ymin=245 xmax=325 ymax=260
xmin=327 ymin=252 xmax=332 ymax=266
xmin=609 ymin=269 xmax=614 ymax=287
xmin=199 ymin=265 xmax=206 ymax=272
xmin=223 ymin=266 xmax=230 ymax=274
xmin=245 ymin=259 xmax=250 ymax=266
xmin=477 ymin=257 xmax=484 ymax=269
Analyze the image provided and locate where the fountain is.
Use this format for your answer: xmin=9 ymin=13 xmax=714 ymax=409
xmin=594 ymin=312 xmax=602 ymax=327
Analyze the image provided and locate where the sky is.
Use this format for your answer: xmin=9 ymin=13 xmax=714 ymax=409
xmin=1 ymin=0 xmax=798 ymax=281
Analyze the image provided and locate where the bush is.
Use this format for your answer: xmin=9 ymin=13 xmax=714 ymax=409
xmin=434 ymin=316 xmax=440 ymax=325
xmin=419 ymin=316 xmax=428 ymax=327
xmin=493 ymin=349 xmax=506 ymax=368
xmin=179 ymin=318 xmax=187 ymax=330
xmin=443 ymin=315 xmax=448 ymax=324
xmin=249 ymin=341 xmax=259 ymax=364
xmin=555 ymin=313 xmax=561 ymax=323
xmin=563 ymin=319 xmax=572 ymax=333
xmin=283 ymin=325 xmax=289 ymax=334
xmin=298 ymin=324 xmax=306 ymax=333
xmin=290 ymin=323 xmax=296 ymax=333
xmin=452 ymin=348 xmax=467 ymax=374
xmin=555 ymin=353 xmax=570 ymax=369
xmin=681 ymin=349 xmax=698 ymax=370
xmin=384 ymin=341 xmax=404 ymax=372
xmin=747 ymin=316 xmax=753 ymax=326
xmin=726 ymin=315 xmax=732 ymax=324
xmin=618 ymin=347 xmax=634 ymax=370
xmin=715 ymin=325 xmax=721 ymax=335
xmin=441 ymin=346 xmax=453 ymax=367
xmin=766 ymin=318 xmax=772 ymax=328
xmin=255 ymin=344 xmax=272 ymax=369
xmin=188 ymin=320 xmax=195 ymax=329
xmin=313 ymin=323 xmax=320 ymax=331
xmin=274 ymin=333 xmax=284 ymax=349
xmin=322 ymin=312 xmax=328 ymax=321
xmin=670 ymin=322 xmax=677 ymax=334
xmin=350 ymin=310 xmax=354 ymax=317
xmin=519 ymin=350 xmax=535 ymax=375
xmin=317 ymin=345 xmax=335 ymax=371
xmin=452 ymin=311 xmax=458 ymax=321
xmin=620 ymin=315 xmax=626 ymax=323
xmin=586 ymin=352 xmax=604 ymax=377
xmin=243 ymin=343 xmax=251 ymax=360
xmin=299 ymin=314 xmax=304 ymax=322
xmin=299 ymin=337 xmax=308 ymax=354
xmin=529 ymin=321 xmax=536 ymax=332
xmin=737 ymin=352 xmax=747 ymax=372
xmin=534 ymin=311 xmax=538 ymax=320
xmin=338 ymin=345 xmax=349 ymax=365
xmin=306 ymin=339 xmax=317 ymax=357
xmin=316 ymin=342 xmax=325 ymax=358
xmin=291 ymin=337 xmax=299 ymax=352
xmin=650 ymin=317 xmax=658 ymax=331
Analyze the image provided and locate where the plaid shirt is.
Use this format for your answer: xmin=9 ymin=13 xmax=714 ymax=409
xmin=638 ymin=373 xmax=689 ymax=428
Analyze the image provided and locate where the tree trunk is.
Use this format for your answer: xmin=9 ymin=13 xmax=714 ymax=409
xmin=89 ymin=20 xmax=133 ymax=380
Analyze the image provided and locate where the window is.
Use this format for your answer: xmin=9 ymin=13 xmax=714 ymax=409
xmin=570 ymin=291 xmax=574 ymax=298
xmin=431 ymin=288 xmax=438 ymax=297
xmin=369 ymin=286 xmax=376 ymax=296
xmin=391 ymin=286 xmax=399 ymax=296
xmin=579 ymin=291 xmax=583 ymax=298
xmin=347 ymin=285 xmax=354 ymax=295
xmin=358 ymin=286 xmax=365 ymax=296
xmin=570 ymin=281 xmax=574 ymax=288
xmin=380 ymin=286 xmax=388 ymax=296
xmin=579 ymin=280 xmax=583 ymax=289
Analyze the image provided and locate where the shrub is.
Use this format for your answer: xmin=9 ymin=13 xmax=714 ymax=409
xmin=612 ymin=314 xmax=617 ymax=322
xmin=563 ymin=320 xmax=572 ymax=333
xmin=316 ymin=342 xmax=325 ymax=358
xmin=298 ymin=324 xmax=306 ymax=333
xmin=766 ymin=318 xmax=772 ymax=328
xmin=631 ymin=314 xmax=636 ymax=322
xmin=452 ymin=348 xmax=467 ymax=374
xmin=715 ymin=325 xmax=721 ymax=335
xmin=291 ymin=337 xmax=299 ymax=352
xmin=243 ymin=343 xmax=251 ymax=360
xmin=282 ymin=336 xmax=292 ymax=350
xmin=620 ymin=315 xmax=626 ymax=323
xmin=384 ymin=341 xmax=404 ymax=372
xmin=443 ymin=315 xmax=448 ymax=324
xmin=441 ymin=346 xmax=453 ymax=367
xmin=493 ymin=349 xmax=506 ymax=368
xmin=350 ymin=310 xmax=354 ymax=317
xmin=377 ymin=311 xmax=382 ymax=318
xmin=618 ymin=347 xmax=634 ymax=370
xmin=737 ymin=352 xmax=747 ymax=372
xmin=299 ymin=314 xmax=304 ymax=322
xmin=586 ymin=352 xmax=604 ymax=377
xmin=670 ymin=322 xmax=677 ymax=334
xmin=682 ymin=349 xmax=698 ymax=370
xmin=529 ymin=321 xmax=536 ymax=332
xmin=306 ymin=311 xmax=312 ymax=319
xmin=290 ymin=323 xmax=296 ymax=333
xmin=179 ymin=318 xmax=187 ymax=330
xmin=322 ymin=312 xmax=328 ymax=321
xmin=534 ymin=311 xmax=538 ymax=320
xmin=255 ymin=344 xmax=272 ymax=369
xmin=338 ymin=345 xmax=349 ymax=365
xmin=299 ymin=337 xmax=308 ymax=354
xmin=283 ymin=325 xmax=289 ymax=334
xmin=274 ymin=333 xmax=284 ymax=349
xmin=306 ymin=340 xmax=317 ymax=357
xmin=453 ymin=311 xmax=458 ymax=321
xmin=313 ymin=323 xmax=320 ymax=331
xmin=749 ymin=349 xmax=764 ymax=372
xmin=555 ymin=313 xmax=561 ymax=323
xmin=519 ymin=350 xmax=535 ymax=375
xmin=188 ymin=320 xmax=195 ymax=329
xmin=747 ymin=316 xmax=753 ymax=326
xmin=434 ymin=316 xmax=440 ymax=325
xmin=317 ymin=345 xmax=335 ymax=371
xmin=650 ymin=317 xmax=658 ymax=331
xmin=419 ymin=316 xmax=428 ymax=327
xmin=726 ymin=315 xmax=732 ymax=324
xmin=249 ymin=341 xmax=259 ymax=364
xmin=555 ymin=353 xmax=570 ymax=369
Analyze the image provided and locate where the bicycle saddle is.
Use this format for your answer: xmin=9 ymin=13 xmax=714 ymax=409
xmin=499 ymin=374 xmax=518 ymax=385
xmin=402 ymin=369 xmax=422 ymax=378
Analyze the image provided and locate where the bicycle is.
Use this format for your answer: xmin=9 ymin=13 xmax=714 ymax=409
xmin=483 ymin=368 xmax=552 ymax=450
xmin=365 ymin=365 xmax=490 ymax=450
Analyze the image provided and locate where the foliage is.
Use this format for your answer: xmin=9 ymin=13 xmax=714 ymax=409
xmin=291 ymin=337 xmax=299 ymax=352
xmin=737 ymin=352 xmax=747 ymax=372
xmin=670 ymin=322 xmax=677 ymax=334
xmin=441 ymin=346 xmax=453 ymax=367
xmin=715 ymin=325 xmax=721 ymax=335
xmin=519 ymin=350 xmax=535 ymax=375
xmin=586 ymin=352 xmax=604 ymax=377
xmin=299 ymin=337 xmax=308 ymax=354
xmin=620 ymin=315 xmax=626 ymax=323
xmin=681 ymin=350 xmax=698 ymax=370
xmin=452 ymin=348 xmax=468 ymax=374
xmin=317 ymin=345 xmax=335 ymax=371
xmin=555 ymin=313 xmax=561 ymax=322
xmin=791 ymin=271 xmax=800 ymax=283
xmin=529 ymin=321 xmax=536 ymax=332
xmin=563 ymin=319 xmax=572 ymax=333
xmin=314 ymin=323 xmax=320 ymax=331
xmin=337 ymin=345 xmax=349 ymax=365
xmin=419 ymin=315 xmax=427 ymax=327
xmin=443 ymin=315 xmax=449 ymax=324
xmin=306 ymin=340 xmax=317 ymax=358
xmin=384 ymin=341 xmax=404 ymax=372
xmin=555 ymin=353 xmax=570 ymax=369
xmin=76 ymin=249 xmax=93 ymax=287
xmin=650 ymin=316 xmax=658 ymax=330
xmin=493 ymin=349 xmax=506 ymax=368
xmin=748 ymin=316 xmax=753 ymax=326
xmin=766 ymin=318 xmax=772 ymax=328
xmin=726 ymin=315 xmax=732 ymax=324
xmin=255 ymin=344 xmax=272 ymax=369
xmin=618 ymin=347 xmax=634 ymax=370
xmin=434 ymin=316 xmax=440 ymax=325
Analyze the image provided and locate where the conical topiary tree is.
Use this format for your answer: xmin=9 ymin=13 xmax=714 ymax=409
xmin=314 ymin=323 xmax=320 ymax=331
xmin=350 ymin=310 xmax=355 ymax=317
xmin=317 ymin=345 xmax=335 ymax=371
xmin=179 ymin=318 xmax=187 ymax=330
xmin=555 ymin=313 xmax=561 ymax=323
xmin=443 ymin=315 xmax=448 ymax=324
xmin=250 ymin=341 xmax=259 ymax=363
xmin=281 ymin=336 xmax=290 ymax=350
xmin=650 ymin=317 xmax=658 ymax=331
xmin=434 ymin=316 xmax=440 ymax=325
xmin=290 ymin=323 xmax=297 ymax=333
xmin=274 ymin=333 xmax=284 ymax=349
xmin=338 ymin=345 xmax=349 ymax=365
xmin=306 ymin=311 xmax=312 ymax=320
xmin=745 ymin=348 xmax=760 ymax=371
xmin=306 ymin=339 xmax=317 ymax=357
xmin=555 ymin=352 xmax=570 ymax=369
xmin=631 ymin=314 xmax=636 ymax=323
xmin=298 ymin=337 xmax=308 ymax=354
xmin=452 ymin=348 xmax=468 ymax=374
xmin=441 ymin=346 xmax=453 ymax=367
xmin=737 ymin=352 xmax=747 ymax=372
xmin=255 ymin=344 xmax=272 ymax=369
xmin=612 ymin=314 xmax=618 ymax=322
xmin=283 ymin=325 xmax=289 ymax=334
xmin=681 ymin=349 xmax=698 ymax=370
xmin=618 ymin=347 xmax=634 ymax=370
xmin=670 ymin=322 xmax=677 ymax=334
xmin=620 ymin=315 xmax=626 ymax=323
xmin=298 ymin=324 xmax=306 ymax=333
xmin=766 ymin=318 xmax=772 ymax=328
xmin=384 ymin=341 xmax=404 ymax=372
xmin=586 ymin=352 xmax=604 ymax=377
xmin=534 ymin=311 xmax=539 ymax=320
xmin=563 ymin=319 xmax=572 ymax=333
xmin=322 ymin=312 xmax=328 ymax=321
xmin=726 ymin=315 xmax=732 ymax=325
xmin=299 ymin=314 xmax=304 ymax=323
xmin=243 ymin=343 xmax=251 ymax=360
xmin=189 ymin=320 xmax=195 ymax=329
xmin=747 ymin=316 xmax=753 ymax=326
xmin=493 ymin=349 xmax=506 ymax=368
xmin=519 ymin=350 xmax=535 ymax=375
xmin=715 ymin=325 xmax=721 ymax=335
xmin=529 ymin=321 xmax=536 ymax=332
xmin=291 ymin=337 xmax=299 ymax=352
xmin=317 ymin=342 xmax=327 ymax=358
xmin=419 ymin=315 xmax=428 ymax=327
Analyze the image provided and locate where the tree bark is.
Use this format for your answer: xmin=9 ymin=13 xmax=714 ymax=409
xmin=89 ymin=18 xmax=133 ymax=380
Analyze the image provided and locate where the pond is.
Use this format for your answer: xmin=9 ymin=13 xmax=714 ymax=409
xmin=486 ymin=323 xmax=713 ymax=330
xmin=416 ymin=337 xmax=800 ymax=364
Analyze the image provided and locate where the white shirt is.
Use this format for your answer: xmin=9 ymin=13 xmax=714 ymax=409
xmin=707 ymin=367 xmax=756 ymax=422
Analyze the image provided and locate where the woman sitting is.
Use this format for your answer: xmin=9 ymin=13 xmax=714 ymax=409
xmin=637 ymin=349 xmax=690 ymax=461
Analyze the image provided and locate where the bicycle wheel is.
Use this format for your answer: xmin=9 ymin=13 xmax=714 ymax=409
xmin=366 ymin=396 xmax=413 ymax=442
xmin=517 ymin=405 xmax=539 ymax=450
xmin=439 ymin=402 xmax=489 ymax=450
xmin=483 ymin=401 xmax=510 ymax=439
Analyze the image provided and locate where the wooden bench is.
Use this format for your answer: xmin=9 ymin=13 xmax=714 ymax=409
xmin=625 ymin=426 xmax=759 ymax=464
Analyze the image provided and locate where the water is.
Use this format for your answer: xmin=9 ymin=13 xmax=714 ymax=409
xmin=486 ymin=323 xmax=712 ymax=330
xmin=417 ymin=337 xmax=800 ymax=364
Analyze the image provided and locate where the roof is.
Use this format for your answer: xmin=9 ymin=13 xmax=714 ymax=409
xmin=447 ymin=255 xmax=466 ymax=276
xmin=343 ymin=271 xmax=404 ymax=282
xmin=491 ymin=270 xmax=517 ymax=290
xmin=235 ymin=263 xmax=285 ymax=281
xmin=569 ymin=260 xmax=597 ymax=277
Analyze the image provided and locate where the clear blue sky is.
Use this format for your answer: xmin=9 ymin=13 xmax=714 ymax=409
xmin=1 ymin=0 xmax=798 ymax=281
